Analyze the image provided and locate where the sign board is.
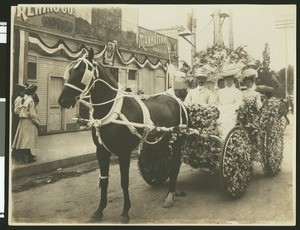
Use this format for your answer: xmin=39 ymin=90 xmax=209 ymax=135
xmin=15 ymin=6 xmax=75 ymax=34
xmin=138 ymin=27 xmax=178 ymax=58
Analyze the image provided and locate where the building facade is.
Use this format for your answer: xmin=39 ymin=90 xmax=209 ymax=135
xmin=12 ymin=6 xmax=178 ymax=134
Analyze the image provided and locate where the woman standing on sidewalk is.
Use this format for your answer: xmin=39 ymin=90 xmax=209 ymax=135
xmin=11 ymin=84 xmax=26 ymax=161
xmin=12 ymin=84 xmax=40 ymax=163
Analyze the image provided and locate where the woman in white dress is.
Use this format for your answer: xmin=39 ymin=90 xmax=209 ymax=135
xmin=12 ymin=84 xmax=40 ymax=163
xmin=240 ymin=68 xmax=263 ymax=109
xmin=214 ymin=64 xmax=243 ymax=139
xmin=207 ymin=75 xmax=224 ymax=105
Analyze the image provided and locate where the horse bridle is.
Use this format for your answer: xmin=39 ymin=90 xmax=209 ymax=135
xmin=63 ymin=54 xmax=98 ymax=95
xmin=63 ymin=55 xmax=127 ymax=107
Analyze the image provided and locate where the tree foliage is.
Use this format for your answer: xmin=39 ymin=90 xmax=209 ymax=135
xmin=256 ymin=43 xmax=279 ymax=90
xmin=262 ymin=43 xmax=270 ymax=72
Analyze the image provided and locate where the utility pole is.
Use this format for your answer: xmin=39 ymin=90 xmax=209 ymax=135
xmin=181 ymin=9 xmax=196 ymax=66
xmin=213 ymin=9 xmax=221 ymax=46
xmin=212 ymin=9 xmax=229 ymax=47
xmin=275 ymin=18 xmax=294 ymax=97
xmin=228 ymin=9 xmax=234 ymax=49
xmin=191 ymin=8 xmax=196 ymax=62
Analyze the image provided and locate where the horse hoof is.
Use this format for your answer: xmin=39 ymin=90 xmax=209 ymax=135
xmin=120 ymin=215 xmax=130 ymax=224
xmin=162 ymin=192 xmax=175 ymax=208
xmin=90 ymin=211 xmax=103 ymax=222
xmin=162 ymin=200 xmax=173 ymax=208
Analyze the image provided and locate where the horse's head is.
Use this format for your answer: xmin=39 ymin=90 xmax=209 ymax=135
xmin=58 ymin=48 xmax=95 ymax=108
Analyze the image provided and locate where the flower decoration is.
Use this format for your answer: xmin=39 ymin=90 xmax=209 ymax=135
xmin=258 ymin=97 xmax=285 ymax=175
xmin=222 ymin=128 xmax=253 ymax=197
xmin=190 ymin=45 xmax=256 ymax=79
xmin=236 ymin=98 xmax=262 ymax=159
xmin=180 ymin=105 xmax=222 ymax=172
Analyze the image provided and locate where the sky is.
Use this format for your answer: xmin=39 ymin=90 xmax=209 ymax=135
xmin=137 ymin=4 xmax=296 ymax=71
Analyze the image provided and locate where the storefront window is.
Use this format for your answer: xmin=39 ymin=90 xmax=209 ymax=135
xmin=128 ymin=69 xmax=137 ymax=80
xmin=27 ymin=56 xmax=37 ymax=80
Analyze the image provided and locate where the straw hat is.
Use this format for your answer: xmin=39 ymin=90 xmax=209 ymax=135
xmin=218 ymin=64 xmax=240 ymax=78
xmin=240 ymin=68 xmax=258 ymax=81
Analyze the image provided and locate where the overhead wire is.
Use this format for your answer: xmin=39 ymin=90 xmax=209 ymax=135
xmin=196 ymin=17 xmax=213 ymax=35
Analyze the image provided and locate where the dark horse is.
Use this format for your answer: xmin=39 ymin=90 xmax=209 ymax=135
xmin=58 ymin=49 xmax=186 ymax=222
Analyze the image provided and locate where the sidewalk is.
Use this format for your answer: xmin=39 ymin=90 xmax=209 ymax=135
xmin=12 ymin=130 xmax=97 ymax=178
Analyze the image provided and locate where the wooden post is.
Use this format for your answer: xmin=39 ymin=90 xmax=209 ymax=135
xmin=213 ymin=9 xmax=222 ymax=46
xmin=191 ymin=8 xmax=196 ymax=63
xmin=228 ymin=9 xmax=234 ymax=49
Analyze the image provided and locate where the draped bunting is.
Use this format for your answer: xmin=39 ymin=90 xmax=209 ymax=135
xmin=28 ymin=33 xmax=106 ymax=60
xmin=116 ymin=49 xmax=166 ymax=70
xmin=28 ymin=32 xmax=167 ymax=70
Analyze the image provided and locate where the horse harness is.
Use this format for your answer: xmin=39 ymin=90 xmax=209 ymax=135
xmin=63 ymin=55 xmax=189 ymax=156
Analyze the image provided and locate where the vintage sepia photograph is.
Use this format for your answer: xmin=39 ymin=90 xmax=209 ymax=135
xmin=9 ymin=4 xmax=296 ymax=225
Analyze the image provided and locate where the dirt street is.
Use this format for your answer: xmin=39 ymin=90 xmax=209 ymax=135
xmin=10 ymin=119 xmax=295 ymax=225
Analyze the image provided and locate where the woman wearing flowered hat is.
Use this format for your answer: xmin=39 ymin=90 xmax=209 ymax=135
xmin=214 ymin=64 xmax=243 ymax=139
xmin=240 ymin=68 xmax=263 ymax=109
xmin=12 ymin=84 xmax=40 ymax=163
xmin=184 ymin=68 xmax=212 ymax=106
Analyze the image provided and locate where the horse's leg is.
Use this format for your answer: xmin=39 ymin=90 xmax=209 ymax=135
xmin=91 ymin=145 xmax=111 ymax=221
xmin=118 ymin=153 xmax=131 ymax=223
xmin=163 ymin=139 xmax=182 ymax=208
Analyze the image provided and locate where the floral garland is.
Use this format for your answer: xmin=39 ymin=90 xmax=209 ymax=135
xmin=191 ymin=45 xmax=256 ymax=76
xmin=180 ymin=105 xmax=222 ymax=172
xmin=258 ymin=98 xmax=285 ymax=175
xmin=222 ymin=127 xmax=253 ymax=197
xmin=236 ymin=98 xmax=262 ymax=160
xmin=259 ymin=98 xmax=285 ymax=132
xmin=237 ymin=98 xmax=261 ymax=128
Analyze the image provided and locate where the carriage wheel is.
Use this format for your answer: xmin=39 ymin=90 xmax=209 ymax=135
xmin=260 ymin=125 xmax=284 ymax=176
xmin=137 ymin=141 xmax=170 ymax=186
xmin=220 ymin=126 xmax=254 ymax=198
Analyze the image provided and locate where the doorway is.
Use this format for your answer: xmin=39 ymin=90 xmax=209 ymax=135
xmin=48 ymin=76 xmax=63 ymax=132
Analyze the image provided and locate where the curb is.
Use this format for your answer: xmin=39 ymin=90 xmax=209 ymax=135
xmin=12 ymin=150 xmax=140 ymax=178
xmin=12 ymin=152 xmax=97 ymax=178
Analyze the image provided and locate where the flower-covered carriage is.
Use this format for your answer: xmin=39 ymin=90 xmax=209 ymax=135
xmin=137 ymin=97 xmax=287 ymax=198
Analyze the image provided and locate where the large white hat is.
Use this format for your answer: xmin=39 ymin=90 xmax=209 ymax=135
xmin=206 ymin=74 xmax=219 ymax=83
xmin=240 ymin=68 xmax=258 ymax=81
xmin=218 ymin=64 xmax=240 ymax=78
xmin=194 ymin=68 xmax=209 ymax=78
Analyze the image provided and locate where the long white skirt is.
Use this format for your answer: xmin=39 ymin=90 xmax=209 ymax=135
xmin=217 ymin=105 xmax=237 ymax=140
xmin=12 ymin=118 xmax=38 ymax=149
